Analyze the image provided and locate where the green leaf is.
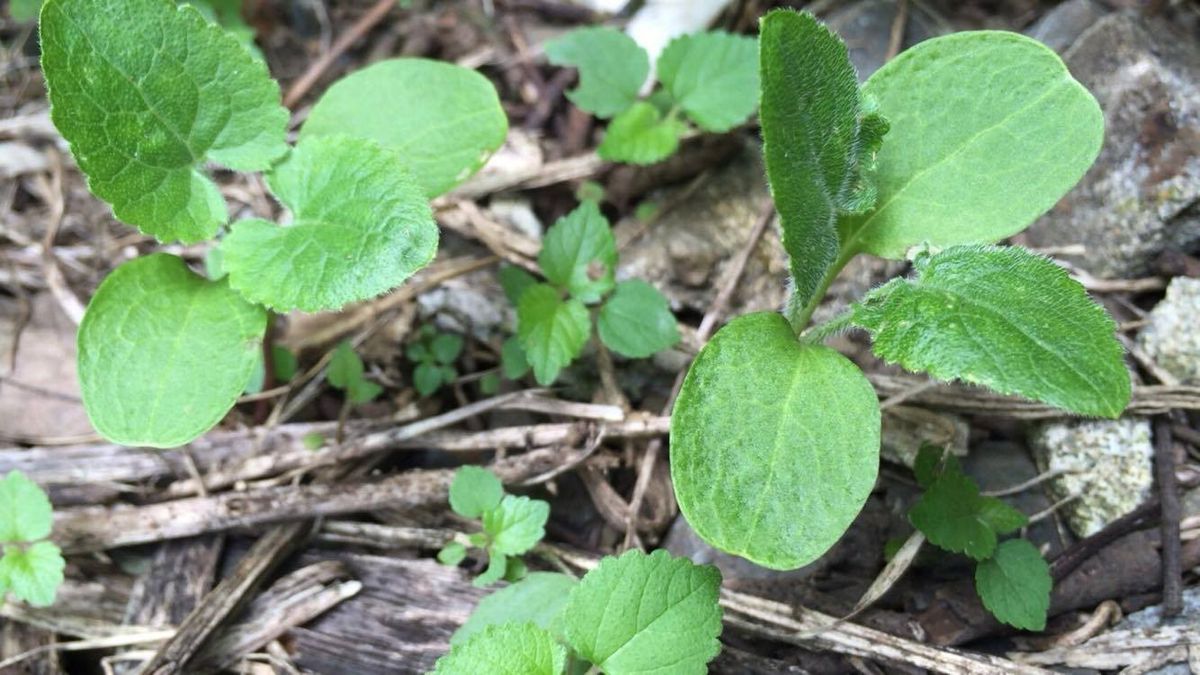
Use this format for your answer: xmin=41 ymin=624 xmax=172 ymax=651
xmin=978 ymin=497 xmax=1029 ymax=535
xmin=563 ymin=550 xmax=722 ymax=674
xmin=414 ymin=363 xmax=444 ymax=397
xmin=974 ymin=538 xmax=1051 ymax=631
xmin=272 ymin=345 xmax=298 ymax=382
xmin=482 ymin=495 xmax=549 ymax=556
xmin=440 ymin=365 xmax=458 ymax=383
xmin=842 ymin=31 xmax=1104 ymax=259
xmin=301 ymin=58 xmax=508 ymax=198
xmin=475 ymin=552 xmax=508 ymax=588
xmin=432 ymin=334 xmax=465 ymax=364
xmin=221 ymin=135 xmax=438 ymax=312
xmin=597 ymin=280 xmax=679 ymax=358
xmin=184 ymin=0 xmax=259 ymax=57
xmin=438 ymin=541 xmax=468 ymax=566
xmin=302 ymin=433 xmax=325 ymax=450
xmin=480 ymin=372 xmax=501 ymax=395
xmin=516 ymin=285 xmax=590 ymax=386
xmin=598 ymin=102 xmax=686 ymax=165
xmin=432 ymin=622 xmax=566 ymax=675
xmin=672 ymin=312 xmax=880 ymax=569
xmin=406 ymin=342 xmax=430 ymax=363
xmin=909 ymin=471 xmax=997 ymax=560
xmin=327 ymin=342 xmax=365 ymax=392
xmin=759 ymin=10 xmax=888 ymax=308
xmin=449 ymin=466 xmax=504 ymax=519
xmin=244 ymin=355 xmax=266 ymax=395
xmin=40 ymin=0 xmax=288 ymax=243
xmin=0 ymin=472 xmax=53 ymax=543
xmin=851 ymin=245 xmax=1130 ymax=418
xmin=503 ymin=557 xmax=527 ymax=583
xmin=499 ymin=266 xmax=538 ymax=306
xmin=347 ymin=378 xmax=382 ymax=404
xmin=656 ymin=31 xmax=759 ymax=132
xmin=0 ymin=542 xmax=65 ymax=607
xmin=78 ymin=254 xmax=267 ymax=447
xmin=453 ymin=572 xmax=578 ymax=645
xmin=913 ymin=443 xmax=945 ymax=489
xmin=538 ymin=202 xmax=617 ymax=304
xmin=501 ymin=337 xmax=530 ymax=380
xmin=544 ymin=27 xmax=649 ymax=119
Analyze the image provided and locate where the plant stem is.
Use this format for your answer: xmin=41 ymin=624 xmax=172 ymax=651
xmin=786 ymin=247 xmax=858 ymax=335
xmin=801 ymin=310 xmax=854 ymax=344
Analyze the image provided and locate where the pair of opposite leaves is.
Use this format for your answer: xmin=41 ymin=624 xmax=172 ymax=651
xmin=40 ymin=0 xmax=508 ymax=446
xmin=671 ymin=11 xmax=1129 ymax=570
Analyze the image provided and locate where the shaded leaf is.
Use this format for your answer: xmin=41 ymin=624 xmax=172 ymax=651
xmin=432 ymin=622 xmax=566 ymax=675
xmin=598 ymin=102 xmax=685 ymax=165
xmin=544 ymin=27 xmax=649 ymax=119
xmin=975 ymin=539 xmax=1051 ymax=631
xmin=597 ymin=280 xmax=679 ymax=358
xmin=516 ymin=285 xmax=590 ymax=386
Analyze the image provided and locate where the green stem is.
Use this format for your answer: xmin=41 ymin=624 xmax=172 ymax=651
xmin=786 ymin=247 xmax=858 ymax=335
xmin=801 ymin=309 xmax=854 ymax=344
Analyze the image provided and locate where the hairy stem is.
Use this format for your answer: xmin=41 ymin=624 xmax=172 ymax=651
xmin=801 ymin=310 xmax=854 ymax=344
xmin=786 ymin=247 xmax=858 ymax=335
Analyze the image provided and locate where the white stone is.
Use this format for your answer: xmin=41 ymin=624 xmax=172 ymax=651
xmin=1138 ymin=277 xmax=1200 ymax=384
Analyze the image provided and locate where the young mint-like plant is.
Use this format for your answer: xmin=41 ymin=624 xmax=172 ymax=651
xmin=42 ymin=0 xmax=508 ymax=448
xmin=326 ymin=341 xmax=382 ymax=405
xmin=407 ymin=326 xmax=465 ymax=397
xmin=435 ymin=549 xmax=723 ymax=675
xmin=545 ymin=27 xmax=758 ymax=165
xmin=0 ymin=472 xmax=66 ymax=608
xmin=505 ymin=202 xmax=679 ymax=385
xmin=670 ymin=9 xmax=1128 ymax=571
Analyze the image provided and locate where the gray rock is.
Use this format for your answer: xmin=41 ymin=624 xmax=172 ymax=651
xmin=879 ymin=407 xmax=968 ymax=469
xmin=962 ymin=441 xmax=1069 ymax=556
xmin=1025 ymin=0 xmax=1109 ymax=54
xmin=1030 ymin=418 xmax=1154 ymax=538
xmin=1024 ymin=13 xmax=1200 ymax=277
xmin=1113 ymin=587 xmax=1200 ymax=675
xmin=824 ymin=0 xmax=943 ymax=80
xmin=1138 ymin=277 xmax=1200 ymax=384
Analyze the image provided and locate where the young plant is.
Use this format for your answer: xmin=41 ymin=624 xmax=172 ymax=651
xmin=434 ymin=549 xmax=723 ymax=675
xmin=909 ymin=445 xmax=1052 ymax=631
xmin=670 ymin=10 xmax=1129 ymax=571
xmin=407 ymin=326 xmax=465 ymax=398
xmin=326 ymin=341 xmax=382 ymax=405
xmin=438 ymin=467 xmax=550 ymax=587
xmin=40 ymin=0 xmax=507 ymax=448
xmin=0 ymin=472 xmax=65 ymax=607
xmin=545 ymin=27 xmax=758 ymax=165
xmin=500 ymin=201 xmax=680 ymax=385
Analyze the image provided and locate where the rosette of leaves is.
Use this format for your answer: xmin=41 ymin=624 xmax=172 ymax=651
xmin=40 ymin=0 xmax=508 ymax=447
xmin=0 ymin=472 xmax=66 ymax=608
xmin=670 ymin=10 xmax=1128 ymax=571
xmin=545 ymin=27 xmax=759 ymax=165
xmin=500 ymin=201 xmax=680 ymax=385
xmin=407 ymin=326 xmax=465 ymax=397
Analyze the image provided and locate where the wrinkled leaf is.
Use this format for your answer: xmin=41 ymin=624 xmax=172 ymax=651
xmin=597 ymin=280 xmax=679 ymax=358
xmin=909 ymin=471 xmax=998 ymax=560
xmin=544 ymin=27 xmax=648 ymax=119
xmin=516 ymin=284 xmax=590 ymax=386
xmin=657 ymin=31 xmax=759 ymax=132
xmin=975 ymin=539 xmax=1051 ymax=631
xmin=538 ymin=202 xmax=617 ymax=304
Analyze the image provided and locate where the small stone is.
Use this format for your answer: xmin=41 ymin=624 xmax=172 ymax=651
xmin=824 ymin=0 xmax=942 ymax=80
xmin=1138 ymin=277 xmax=1200 ymax=384
xmin=1112 ymin=587 xmax=1200 ymax=674
xmin=879 ymin=406 xmax=969 ymax=469
xmin=1030 ymin=418 xmax=1154 ymax=538
xmin=1025 ymin=0 xmax=1109 ymax=54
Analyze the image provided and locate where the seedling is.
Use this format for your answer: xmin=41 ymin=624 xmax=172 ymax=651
xmin=670 ymin=10 xmax=1129 ymax=571
xmin=545 ymin=27 xmax=758 ymax=165
xmin=40 ymin=0 xmax=507 ymax=447
xmin=434 ymin=549 xmax=723 ymax=674
xmin=326 ymin=341 xmax=382 ymax=405
xmin=501 ymin=201 xmax=680 ymax=385
xmin=407 ymin=326 xmax=465 ymax=397
xmin=909 ymin=445 xmax=1052 ymax=631
xmin=438 ymin=467 xmax=550 ymax=588
xmin=0 ymin=472 xmax=65 ymax=607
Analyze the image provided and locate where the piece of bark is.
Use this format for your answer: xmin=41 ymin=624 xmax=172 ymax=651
xmin=123 ymin=536 xmax=224 ymax=627
xmin=1 ymin=622 xmax=62 ymax=675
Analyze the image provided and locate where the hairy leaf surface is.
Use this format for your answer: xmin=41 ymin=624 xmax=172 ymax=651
xmin=563 ymin=550 xmax=722 ymax=674
xmin=0 ymin=472 xmax=53 ymax=542
xmin=597 ymin=280 xmax=679 ymax=358
xmin=544 ymin=27 xmax=648 ymax=118
xmin=657 ymin=31 xmax=759 ymax=132
xmin=453 ymin=572 xmax=577 ymax=645
xmin=975 ymin=539 xmax=1051 ymax=631
xmin=516 ymin=285 xmax=590 ymax=385
xmin=843 ymin=31 xmax=1103 ymax=258
xmin=41 ymin=0 xmax=288 ymax=243
xmin=598 ymin=102 xmax=685 ymax=165
xmin=671 ymin=312 xmax=880 ymax=569
xmin=222 ymin=135 xmax=438 ymax=312
xmin=432 ymin=622 xmax=566 ymax=675
xmin=78 ymin=254 xmax=267 ymax=447
xmin=301 ymin=58 xmax=508 ymax=197
xmin=852 ymin=245 xmax=1130 ymax=418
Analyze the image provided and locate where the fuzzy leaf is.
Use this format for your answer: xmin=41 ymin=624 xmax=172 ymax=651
xmin=671 ymin=312 xmax=880 ymax=569
xmin=656 ymin=31 xmax=759 ymax=132
xmin=516 ymin=284 xmax=590 ymax=386
xmin=301 ymin=58 xmax=508 ymax=197
xmin=78 ymin=254 xmax=267 ymax=447
xmin=432 ymin=622 xmax=566 ymax=675
xmin=40 ymin=0 xmax=288 ymax=243
xmin=449 ymin=466 xmax=504 ymax=519
xmin=759 ymin=10 xmax=888 ymax=309
xmin=563 ymin=550 xmax=722 ymax=674
xmin=910 ymin=471 xmax=998 ymax=560
xmin=842 ymin=31 xmax=1104 ymax=258
xmin=975 ymin=539 xmax=1051 ymax=631
xmin=221 ymin=135 xmax=438 ymax=312
xmin=544 ymin=27 xmax=648 ymax=119
xmin=0 ymin=472 xmax=53 ymax=543
xmin=0 ymin=542 xmax=65 ymax=607
xmin=913 ymin=443 xmax=945 ymax=489
xmin=598 ymin=102 xmax=685 ymax=165
xmin=597 ymin=280 xmax=679 ymax=358
xmin=482 ymin=495 xmax=548 ymax=556
xmin=852 ymin=245 xmax=1130 ymax=418
xmin=453 ymin=572 xmax=578 ymax=645
xmin=538 ymin=202 xmax=617 ymax=304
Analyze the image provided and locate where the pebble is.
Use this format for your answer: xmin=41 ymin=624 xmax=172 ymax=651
xmin=1138 ymin=277 xmax=1200 ymax=384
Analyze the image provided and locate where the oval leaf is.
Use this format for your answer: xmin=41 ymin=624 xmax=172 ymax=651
xmin=0 ymin=471 xmax=53 ymax=543
xmin=221 ymin=135 xmax=438 ymax=312
xmin=597 ymin=280 xmax=679 ymax=358
xmin=563 ymin=550 xmax=722 ymax=675
xmin=78 ymin=254 xmax=267 ymax=447
xmin=41 ymin=0 xmax=288 ymax=243
xmin=843 ymin=31 xmax=1104 ymax=258
xmin=544 ymin=27 xmax=649 ymax=119
xmin=974 ymin=539 xmax=1051 ymax=631
xmin=657 ymin=31 xmax=759 ymax=133
xmin=301 ymin=58 xmax=508 ymax=198
xmin=672 ymin=312 xmax=881 ymax=569
xmin=851 ymin=245 xmax=1130 ymax=418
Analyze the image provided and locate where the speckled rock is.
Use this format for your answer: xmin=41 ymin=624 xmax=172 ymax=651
xmin=879 ymin=407 xmax=969 ymax=469
xmin=1030 ymin=418 xmax=1154 ymax=537
xmin=1024 ymin=13 xmax=1200 ymax=277
xmin=1137 ymin=277 xmax=1200 ymax=384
